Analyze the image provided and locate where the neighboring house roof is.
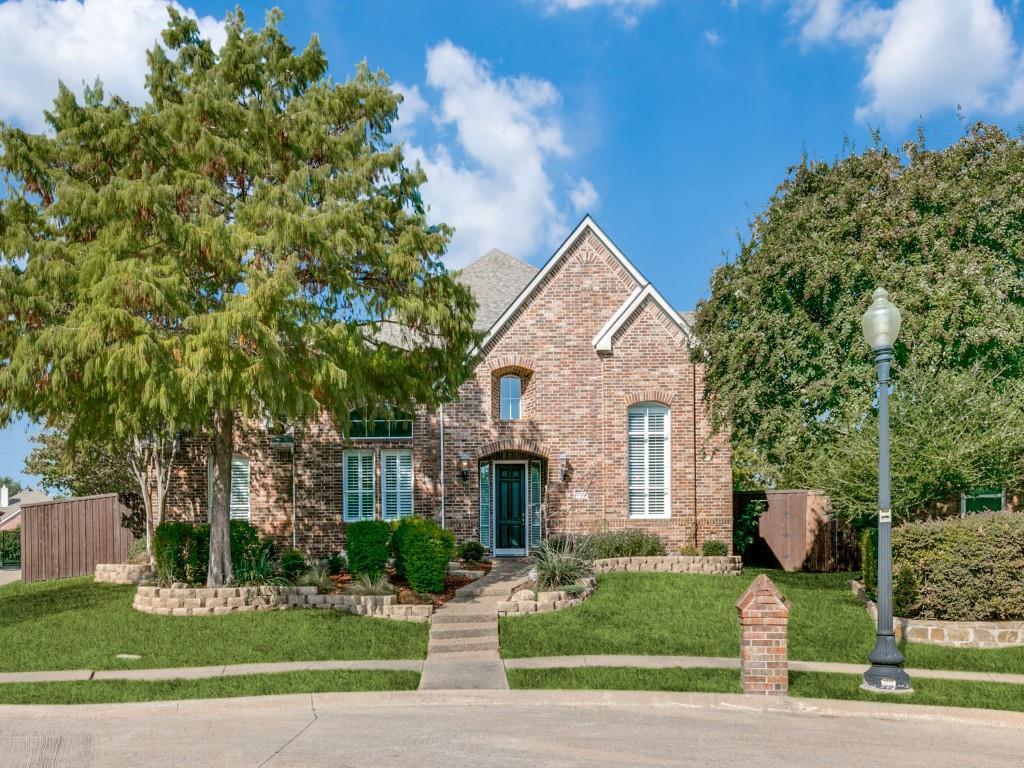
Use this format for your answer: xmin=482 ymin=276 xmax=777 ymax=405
xmin=479 ymin=215 xmax=696 ymax=350
xmin=0 ymin=488 xmax=51 ymax=529
xmin=454 ymin=249 xmax=539 ymax=331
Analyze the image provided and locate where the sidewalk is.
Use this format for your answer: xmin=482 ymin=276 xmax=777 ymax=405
xmin=6 ymin=652 xmax=1024 ymax=687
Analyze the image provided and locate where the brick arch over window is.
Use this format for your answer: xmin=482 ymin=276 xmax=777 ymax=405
xmin=475 ymin=438 xmax=553 ymax=460
xmin=623 ymin=389 xmax=675 ymax=407
xmin=490 ymin=358 xmax=536 ymax=421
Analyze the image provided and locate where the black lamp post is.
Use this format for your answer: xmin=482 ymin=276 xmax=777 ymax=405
xmin=861 ymin=288 xmax=912 ymax=694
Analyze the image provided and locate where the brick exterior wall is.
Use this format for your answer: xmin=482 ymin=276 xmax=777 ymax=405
xmin=159 ymin=225 xmax=733 ymax=558
xmin=736 ymin=574 xmax=789 ymax=695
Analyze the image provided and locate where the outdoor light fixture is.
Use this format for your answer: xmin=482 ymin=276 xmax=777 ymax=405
xmin=459 ymin=451 xmax=471 ymax=482
xmin=559 ymin=452 xmax=569 ymax=482
xmin=861 ymin=287 xmax=912 ymax=694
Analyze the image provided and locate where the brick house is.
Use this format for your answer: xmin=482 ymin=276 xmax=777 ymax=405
xmin=162 ymin=217 xmax=733 ymax=557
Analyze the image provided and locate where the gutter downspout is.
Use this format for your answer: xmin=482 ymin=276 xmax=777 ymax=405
xmin=692 ymin=362 xmax=699 ymax=550
xmin=291 ymin=441 xmax=297 ymax=550
xmin=439 ymin=403 xmax=446 ymax=529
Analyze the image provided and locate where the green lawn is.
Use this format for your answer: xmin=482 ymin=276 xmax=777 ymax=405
xmin=0 ymin=577 xmax=428 ymax=672
xmin=507 ymin=667 xmax=1024 ymax=713
xmin=0 ymin=670 xmax=420 ymax=705
xmin=500 ymin=570 xmax=1024 ymax=673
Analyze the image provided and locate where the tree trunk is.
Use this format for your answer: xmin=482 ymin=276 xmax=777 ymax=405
xmin=128 ymin=436 xmax=155 ymax=557
xmin=208 ymin=408 xmax=235 ymax=587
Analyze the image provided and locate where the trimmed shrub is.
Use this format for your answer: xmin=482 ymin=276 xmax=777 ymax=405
xmin=533 ymin=538 xmax=593 ymax=589
xmin=893 ymin=564 xmax=919 ymax=617
xmin=0 ymin=528 xmax=21 ymax=565
xmin=678 ymin=544 xmax=700 ymax=556
xmin=892 ymin=511 xmax=1024 ymax=620
xmin=701 ymin=540 xmax=728 ymax=557
xmin=458 ymin=540 xmax=486 ymax=565
xmin=346 ymin=520 xmax=391 ymax=579
xmin=278 ymin=549 xmax=307 ymax=581
xmin=325 ymin=553 xmax=347 ymax=576
xmin=153 ymin=520 xmax=265 ymax=586
xmin=392 ymin=516 xmax=455 ymax=593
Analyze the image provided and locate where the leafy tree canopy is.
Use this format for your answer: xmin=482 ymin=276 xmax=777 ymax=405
xmin=0 ymin=476 xmax=22 ymax=496
xmin=24 ymin=420 xmax=136 ymax=499
xmin=0 ymin=9 xmax=478 ymax=584
xmin=696 ymin=124 xmax=1024 ymax=515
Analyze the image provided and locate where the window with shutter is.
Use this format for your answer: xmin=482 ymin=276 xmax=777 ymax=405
xmin=627 ymin=403 xmax=670 ymax=519
xmin=479 ymin=462 xmax=491 ymax=550
xmin=207 ymin=454 xmax=251 ymax=521
xmin=343 ymin=450 xmax=375 ymax=521
xmin=382 ymin=449 xmax=414 ymax=520
xmin=229 ymin=456 xmax=251 ymax=521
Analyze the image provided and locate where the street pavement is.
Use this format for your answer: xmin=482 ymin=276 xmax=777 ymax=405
xmin=2 ymin=689 xmax=1023 ymax=768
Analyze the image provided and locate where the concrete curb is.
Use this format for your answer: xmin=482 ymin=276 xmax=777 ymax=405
xmin=1 ymin=689 xmax=1023 ymax=729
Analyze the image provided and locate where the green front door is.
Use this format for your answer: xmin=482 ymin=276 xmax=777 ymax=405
xmin=496 ymin=464 xmax=526 ymax=552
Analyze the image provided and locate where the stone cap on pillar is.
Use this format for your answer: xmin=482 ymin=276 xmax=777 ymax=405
xmin=736 ymin=574 xmax=789 ymax=619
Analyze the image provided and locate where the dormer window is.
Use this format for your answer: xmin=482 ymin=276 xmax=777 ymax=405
xmin=500 ymin=375 xmax=522 ymax=420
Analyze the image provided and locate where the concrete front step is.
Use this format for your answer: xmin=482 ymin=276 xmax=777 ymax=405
xmin=428 ymin=639 xmax=500 ymax=654
xmin=430 ymin=625 xmax=499 ymax=641
xmin=431 ymin=610 xmax=498 ymax=624
xmin=422 ymin=648 xmax=501 ymax=661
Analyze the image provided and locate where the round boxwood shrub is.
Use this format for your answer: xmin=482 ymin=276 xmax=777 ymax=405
xmin=458 ymin=540 xmax=486 ymax=565
xmin=392 ymin=516 xmax=455 ymax=594
xmin=346 ymin=520 xmax=392 ymax=579
xmin=701 ymin=540 xmax=729 ymax=557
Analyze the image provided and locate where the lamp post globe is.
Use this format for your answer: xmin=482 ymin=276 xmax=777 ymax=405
xmin=861 ymin=287 xmax=912 ymax=693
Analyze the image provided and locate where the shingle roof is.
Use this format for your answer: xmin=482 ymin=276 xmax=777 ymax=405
xmin=0 ymin=488 xmax=50 ymax=527
xmin=454 ymin=249 xmax=539 ymax=331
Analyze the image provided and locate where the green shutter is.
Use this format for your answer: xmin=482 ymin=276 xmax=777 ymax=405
xmin=479 ymin=462 xmax=491 ymax=551
xmin=529 ymin=460 xmax=542 ymax=548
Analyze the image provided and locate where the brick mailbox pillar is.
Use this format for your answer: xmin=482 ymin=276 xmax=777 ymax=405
xmin=735 ymin=574 xmax=789 ymax=695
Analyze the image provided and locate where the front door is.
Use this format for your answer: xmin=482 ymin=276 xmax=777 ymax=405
xmin=495 ymin=464 xmax=526 ymax=554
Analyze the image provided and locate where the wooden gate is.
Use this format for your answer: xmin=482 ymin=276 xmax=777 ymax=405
xmin=20 ymin=494 xmax=136 ymax=582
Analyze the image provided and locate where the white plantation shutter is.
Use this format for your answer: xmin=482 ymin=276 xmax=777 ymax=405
xmin=229 ymin=456 xmax=251 ymax=521
xmin=382 ymin=450 xmax=414 ymax=520
xmin=344 ymin=450 xmax=375 ymax=521
xmin=627 ymin=404 xmax=670 ymax=518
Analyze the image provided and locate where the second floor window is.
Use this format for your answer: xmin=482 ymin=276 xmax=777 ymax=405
xmin=500 ymin=375 xmax=522 ymax=420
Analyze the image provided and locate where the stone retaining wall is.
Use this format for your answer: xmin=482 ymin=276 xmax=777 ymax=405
xmin=594 ymin=555 xmax=742 ymax=575
xmin=850 ymin=581 xmax=1024 ymax=649
xmin=133 ymin=585 xmax=433 ymax=622
xmin=95 ymin=563 xmax=154 ymax=585
xmin=498 ymin=578 xmax=597 ymax=617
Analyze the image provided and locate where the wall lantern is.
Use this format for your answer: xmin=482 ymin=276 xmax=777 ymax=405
xmin=459 ymin=451 xmax=472 ymax=482
xmin=559 ymin=452 xmax=570 ymax=482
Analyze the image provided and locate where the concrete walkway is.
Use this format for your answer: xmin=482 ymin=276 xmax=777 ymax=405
xmin=418 ymin=558 xmax=531 ymax=691
xmin=3 ymin=690 xmax=1024 ymax=768
xmin=0 ymin=659 xmax=423 ymax=685
xmin=0 ymin=568 xmax=20 ymax=587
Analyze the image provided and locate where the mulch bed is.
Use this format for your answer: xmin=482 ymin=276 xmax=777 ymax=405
xmin=326 ymin=561 xmax=492 ymax=608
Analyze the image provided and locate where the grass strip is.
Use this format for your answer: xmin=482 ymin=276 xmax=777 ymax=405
xmin=499 ymin=569 xmax=1024 ymax=673
xmin=0 ymin=670 xmax=420 ymax=705
xmin=0 ymin=578 xmax=428 ymax=672
xmin=507 ymin=666 xmax=1024 ymax=714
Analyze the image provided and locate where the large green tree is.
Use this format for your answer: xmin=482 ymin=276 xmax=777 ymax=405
xmin=0 ymin=9 xmax=477 ymax=585
xmin=696 ymin=124 xmax=1024 ymax=514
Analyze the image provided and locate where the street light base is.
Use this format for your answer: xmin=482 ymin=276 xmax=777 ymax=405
xmin=862 ymin=665 xmax=913 ymax=694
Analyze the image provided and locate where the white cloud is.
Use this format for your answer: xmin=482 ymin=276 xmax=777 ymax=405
xmin=391 ymin=82 xmax=428 ymax=140
xmin=0 ymin=0 xmax=225 ymax=131
xmin=536 ymin=0 xmax=660 ymax=27
xmin=569 ymin=177 xmax=599 ymax=213
xmin=856 ymin=0 xmax=1016 ymax=124
xmin=704 ymin=30 xmax=724 ymax=46
xmin=788 ymin=0 xmax=1024 ymax=126
xmin=404 ymin=41 xmax=583 ymax=267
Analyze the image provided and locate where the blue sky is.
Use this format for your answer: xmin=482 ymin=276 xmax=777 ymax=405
xmin=3 ymin=0 xmax=1024 ymax=488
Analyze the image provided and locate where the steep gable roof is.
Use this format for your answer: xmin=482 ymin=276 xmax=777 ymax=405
xmin=479 ymin=216 xmax=695 ymax=350
xmin=455 ymin=249 xmax=538 ymax=331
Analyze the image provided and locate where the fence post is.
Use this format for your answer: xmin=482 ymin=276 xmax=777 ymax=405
xmin=736 ymin=573 xmax=789 ymax=695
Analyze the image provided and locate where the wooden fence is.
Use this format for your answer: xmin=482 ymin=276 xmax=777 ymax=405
xmin=734 ymin=490 xmax=859 ymax=572
xmin=20 ymin=494 xmax=136 ymax=582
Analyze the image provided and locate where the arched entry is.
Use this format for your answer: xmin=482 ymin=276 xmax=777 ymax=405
xmin=476 ymin=445 xmax=550 ymax=557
